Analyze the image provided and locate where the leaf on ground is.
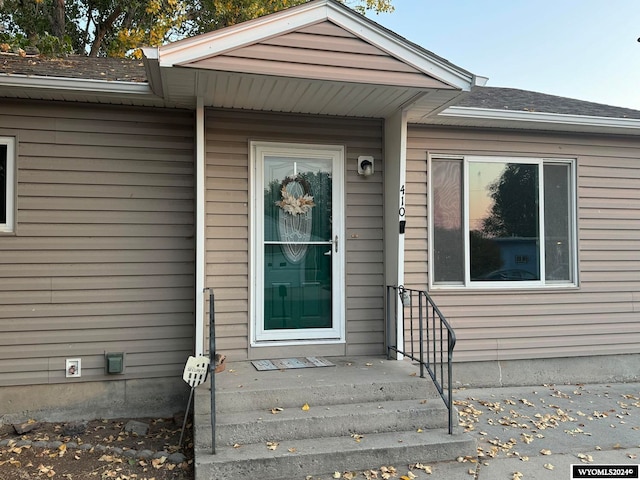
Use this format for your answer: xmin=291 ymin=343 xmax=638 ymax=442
xmin=410 ymin=463 xmax=432 ymax=474
xmin=351 ymin=433 xmax=364 ymax=442
xmin=540 ymin=449 xmax=552 ymax=455
xmin=512 ymin=472 xmax=523 ymax=480
xmin=302 ymin=403 xmax=310 ymax=411
xmin=380 ymin=466 xmax=397 ymax=480
xmin=0 ymin=458 xmax=22 ymax=468
xmin=288 ymin=447 xmax=297 ymax=453
xmin=544 ymin=463 xmax=554 ymax=470
xmin=38 ymin=464 xmax=56 ymax=477
xmin=152 ymin=456 xmax=166 ymax=469
xmin=577 ymin=453 xmax=593 ymax=463
xmin=266 ymin=442 xmax=279 ymax=451
xmin=333 ymin=472 xmax=341 ymax=479
xmin=271 ymin=407 xmax=283 ymax=414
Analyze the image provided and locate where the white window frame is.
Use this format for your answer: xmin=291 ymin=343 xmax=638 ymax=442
xmin=428 ymin=154 xmax=578 ymax=289
xmin=0 ymin=137 xmax=15 ymax=234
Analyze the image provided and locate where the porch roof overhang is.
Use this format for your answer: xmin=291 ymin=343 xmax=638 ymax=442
xmin=141 ymin=0 xmax=477 ymax=119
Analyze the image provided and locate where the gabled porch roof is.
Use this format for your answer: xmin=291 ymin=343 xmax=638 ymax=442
xmin=142 ymin=0 xmax=477 ymax=120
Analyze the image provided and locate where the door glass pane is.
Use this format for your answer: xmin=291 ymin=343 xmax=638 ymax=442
xmin=470 ymin=162 xmax=540 ymax=281
xmin=263 ymin=155 xmax=333 ymax=331
xmin=544 ymin=163 xmax=572 ymax=282
xmin=432 ymin=159 xmax=464 ymax=284
xmin=263 ymin=244 xmax=332 ymax=330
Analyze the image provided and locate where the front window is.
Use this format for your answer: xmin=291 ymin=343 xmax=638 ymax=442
xmin=0 ymin=138 xmax=15 ymax=233
xmin=431 ymin=156 xmax=576 ymax=287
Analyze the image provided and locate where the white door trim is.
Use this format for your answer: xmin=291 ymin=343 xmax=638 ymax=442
xmin=250 ymin=141 xmax=345 ymax=346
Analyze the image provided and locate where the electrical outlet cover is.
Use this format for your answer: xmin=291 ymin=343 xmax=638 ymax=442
xmin=66 ymin=358 xmax=81 ymax=378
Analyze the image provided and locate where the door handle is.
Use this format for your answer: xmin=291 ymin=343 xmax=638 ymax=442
xmin=334 ymin=235 xmax=338 ymax=253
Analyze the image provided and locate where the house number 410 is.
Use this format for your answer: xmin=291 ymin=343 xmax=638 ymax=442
xmin=399 ymin=185 xmax=406 ymax=234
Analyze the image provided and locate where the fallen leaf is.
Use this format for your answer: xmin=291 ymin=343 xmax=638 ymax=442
xmin=302 ymin=403 xmax=310 ymax=411
xmin=233 ymin=443 xmax=241 ymax=448
xmin=266 ymin=442 xmax=279 ymax=451
xmin=410 ymin=463 xmax=432 ymax=474
xmin=333 ymin=472 xmax=341 ymax=479
xmin=351 ymin=433 xmax=364 ymax=442
xmin=544 ymin=463 xmax=554 ymax=470
xmin=577 ymin=453 xmax=594 ymax=463
xmin=540 ymin=449 xmax=552 ymax=455
xmin=512 ymin=472 xmax=523 ymax=480
xmin=271 ymin=407 xmax=283 ymax=414
xmin=288 ymin=447 xmax=297 ymax=453
xmin=152 ymin=456 xmax=166 ymax=469
xmin=380 ymin=466 xmax=397 ymax=480
xmin=38 ymin=464 xmax=56 ymax=477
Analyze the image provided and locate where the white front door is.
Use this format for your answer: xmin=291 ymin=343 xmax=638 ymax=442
xmin=251 ymin=142 xmax=345 ymax=344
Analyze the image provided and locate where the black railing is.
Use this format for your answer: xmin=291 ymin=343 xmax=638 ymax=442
xmin=386 ymin=285 xmax=456 ymax=434
xmin=207 ymin=288 xmax=216 ymax=454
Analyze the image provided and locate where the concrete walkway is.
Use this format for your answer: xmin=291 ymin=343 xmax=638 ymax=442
xmin=318 ymin=382 xmax=640 ymax=480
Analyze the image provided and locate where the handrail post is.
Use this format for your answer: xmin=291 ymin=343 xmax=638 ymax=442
xmin=207 ymin=288 xmax=216 ymax=455
xmin=385 ymin=286 xmax=392 ymax=359
xmin=418 ymin=291 xmax=424 ymax=379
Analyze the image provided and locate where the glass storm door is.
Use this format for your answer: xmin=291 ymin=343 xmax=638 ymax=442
xmin=253 ymin=143 xmax=344 ymax=343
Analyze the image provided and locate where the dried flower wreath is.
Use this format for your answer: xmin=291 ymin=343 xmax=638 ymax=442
xmin=275 ymin=175 xmax=315 ymax=216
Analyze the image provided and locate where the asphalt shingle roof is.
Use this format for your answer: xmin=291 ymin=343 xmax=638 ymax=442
xmin=0 ymin=54 xmax=147 ymax=83
xmin=459 ymin=86 xmax=640 ymax=120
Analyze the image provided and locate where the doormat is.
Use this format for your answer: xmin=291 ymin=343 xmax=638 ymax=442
xmin=251 ymin=357 xmax=335 ymax=371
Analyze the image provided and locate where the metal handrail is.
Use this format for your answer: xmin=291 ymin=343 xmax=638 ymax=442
xmin=386 ymin=285 xmax=457 ymax=434
xmin=207 ymin=288 xmax=216 ymax=454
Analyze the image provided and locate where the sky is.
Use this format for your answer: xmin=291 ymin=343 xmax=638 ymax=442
xmin=365 ymin=0 xmax=640 ymax=110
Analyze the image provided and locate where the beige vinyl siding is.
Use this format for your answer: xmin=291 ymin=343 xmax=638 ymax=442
xmin=0 ymin=99 xmax=195 ymax=386
xmin=186 ymin=21 xmax=451 ymax=90
xmin=405 ymin=126 xmax=640 ymax=363
xmin=205 ymin=109 xmax=384 ymax=359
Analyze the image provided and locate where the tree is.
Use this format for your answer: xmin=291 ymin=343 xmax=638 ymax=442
xmin=481 ymin=163 xmax=539 ymax=239
xmin=0 ymin=0 xmax=393 ymax=57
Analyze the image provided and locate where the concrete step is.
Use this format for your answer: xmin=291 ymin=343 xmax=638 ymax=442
xmin=195 ymin=429 xmax=476 ymax=480
xmin=199 ymin=359 xmax=440 ymax=414
xmin=195 ymin=398 xmax=450 ymax=448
